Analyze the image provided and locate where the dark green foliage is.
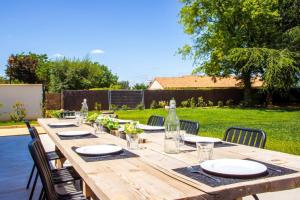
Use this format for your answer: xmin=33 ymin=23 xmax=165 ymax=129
xmin=121 ymin=105 xmax=129 ymax=110
xmin=197 ymin=96 xmax=206 ymax=107
xmin=208 ymin=100 xmax=214 ymax=106
xmin=136 ymin=103 xmax=145 ymax=110
xmin=226 ymin=99 xmax=234 ymax=107
xmin=189 ymin=97 xmax=196 ymax=108
xmin=217 ymin=101 xmax=224 ymax=107
xmin=10 ymin=102 xmax=26 ymax=122
xmin=181 ymin=100 xmax=189 ymax=108
xmin=150 ymin=100 xmax=159 ymax=109
xmin=132 ymin=83 xmax=148 ymax=90
xmin=94 ymin=102 xmax=101 ymax=111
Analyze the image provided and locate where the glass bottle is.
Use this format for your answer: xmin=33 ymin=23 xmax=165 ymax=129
xmin=164 ymin=99 xmax=180 ymax=154
xmin=80 ymin=99 xmax=89 ymax=123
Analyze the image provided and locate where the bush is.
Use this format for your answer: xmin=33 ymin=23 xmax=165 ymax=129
xmin=181 ymin=100 xmax=189 ymax=108
xmin=158 ymin=101 xmax=167 ymax=108
xmin=226 ymin=99 xmax=234 ymax=107
xmin=121 ymin=105 xmax=128 ymax=110
xmin=217 ymin=100 xmax=224 ymax=107
xmin=189 ymin=97 xmax=196 ymax=108
xmin=208 ymin=100 xmax=214 ymax=106
xmin=94 ymin=102 xmax=101 ymax=111
xmin=136 ymin=103 xmax=144 ymax=110
xmin=46 ymin=110 xmax=63 ymax=118
xmin=110 ymin=104 xmax=118 ymax=111
xmin=197 ymin=96 xmax=206 ymax=107
xmin=10 ymin=102 xmax=26 ymax=122
xmin=150 ymin=100 xmax=159 ymax=109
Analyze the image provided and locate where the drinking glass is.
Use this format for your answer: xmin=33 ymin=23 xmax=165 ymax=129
xmin=126 ymin=134 xmax=139 ymax=150
xmin=75 ymin=112 xmax=82 ymax=126
xmin=179 ymin=130 xmax=186 ymax=147
xmin=196 ymin=142 xmax=214 ymax=163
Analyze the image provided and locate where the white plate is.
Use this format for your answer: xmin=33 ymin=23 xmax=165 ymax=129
xmin=48 ymin=122 xmax=75 ymax=127
xmin=57 ymin=130 xmax=91 ymax=137
xmin=201 ymin=159 xmax=267 ymax=178
xmin=183 ymin=135 xmax=221 ymax=143
xmin=75 ymin=144 xmax=123 ymax=156
xmin=137 ymin=124 xmax=165 ymax=131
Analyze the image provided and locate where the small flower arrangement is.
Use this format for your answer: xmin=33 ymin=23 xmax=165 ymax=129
xmin=86 ymin=113 xmax=99 ymax=123
xmin=106 ymin=119 xmax=120 ymax=130
xmin=124 ymin=122 xmax=143 ymax=135
xmin=96 ymin=115 xmax=111 ymax=127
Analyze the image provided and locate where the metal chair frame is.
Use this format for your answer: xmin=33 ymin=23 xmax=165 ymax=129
xmin=179 ymin=120 xmax=200 ymax=135
xmin=147 ymin=115 xmax=165 ymax=126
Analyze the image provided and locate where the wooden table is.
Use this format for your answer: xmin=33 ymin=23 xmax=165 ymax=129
xmin=38 ymin=118 xmax=300 ymax=200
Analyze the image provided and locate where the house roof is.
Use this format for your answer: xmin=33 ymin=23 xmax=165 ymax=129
xmin=149 ymin=75 xmax=263 ymax=89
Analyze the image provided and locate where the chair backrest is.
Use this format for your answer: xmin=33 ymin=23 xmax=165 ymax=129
xmin=24 ymin=119 xmax=31 ymax=129
xmin=180 ymin=120 xmax=199 ymax=135
xmin=28 ymin=127 xmax=40 ymax=140
xmin=28 ymin=139 xmax=58 ymax=200
xmin=60 ymin=111 xmax=76 ymax=118
xmin=147 ymin=115 xmax=165 ymax=126
xmin=223 ymin=127 xmax=267 ymax=148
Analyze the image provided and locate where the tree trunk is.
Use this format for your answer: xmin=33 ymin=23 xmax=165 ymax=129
xmin=242 ymin=73 xmax=252 ymax=106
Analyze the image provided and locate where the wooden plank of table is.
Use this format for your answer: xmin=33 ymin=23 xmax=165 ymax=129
xmin=38 ymin=118 xmax=210 ymax=200
xmin=38 ymin=118 xmax=300 ymax=200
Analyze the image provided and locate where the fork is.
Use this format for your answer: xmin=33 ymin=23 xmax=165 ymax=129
xmin=187 ymin=166 xmax=221 ymax=183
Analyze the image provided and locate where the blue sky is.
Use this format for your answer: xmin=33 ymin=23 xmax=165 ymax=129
xmin=0 ymin=0 xmax=194 ymax=85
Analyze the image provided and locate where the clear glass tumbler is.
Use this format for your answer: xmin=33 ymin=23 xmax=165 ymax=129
xmin=196 ymin=142 xmax=214 ymax=163
xmin=75 ymin=112 xmax=82 ymax=126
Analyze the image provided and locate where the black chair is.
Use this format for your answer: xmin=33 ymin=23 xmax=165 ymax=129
xmin=147 ymin=115 xmax=165 ymax=126
xmin=223 ymin=127 xmax=266 ymax=148
xmin=28 ymin=139 xmax=87 ymax=200
xmin=60 ymin=111 xmax=76 ymax=119
xmin=179 ymin=120 xmax=199 ymax=135
xmin=223 ymin=127 xmax=267 ymax=200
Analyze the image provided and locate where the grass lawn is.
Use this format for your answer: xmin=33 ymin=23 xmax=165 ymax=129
xmin=0 ymin=120 xmax=38 ymax=127
xmin=116 ymin=108 xmax=300 ymax=155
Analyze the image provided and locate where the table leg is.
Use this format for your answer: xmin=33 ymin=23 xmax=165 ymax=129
xmin=55 ymin=146 xmax=66 ymax=168
xmin=83 ymin=181 xmax=99 ymax=200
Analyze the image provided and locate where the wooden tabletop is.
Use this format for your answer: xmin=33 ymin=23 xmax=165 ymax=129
xmin=38 ymin=118 xmax=300 ymax=200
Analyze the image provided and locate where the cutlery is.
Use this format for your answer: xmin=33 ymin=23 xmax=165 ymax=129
xmin=268 ymin=167 xmax=282 ymax=173
xmin=187 ymin=166 xmax=221 ymax=183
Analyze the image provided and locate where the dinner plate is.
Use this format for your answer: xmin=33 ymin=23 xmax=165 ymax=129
xmin=48 ymin=122 xmax=76 ymax=127
xmin=201 ymin=159 xmax=268 ymax=178
xmin=137 ymin=124 xmax=165 ymax=131
xmin=75 ymin=144 xmax=123 ymax=156
xmin=183 ymin=135 xmax=221 ymax=143
xmin=57 ymin=130 xmax=91 ymax=137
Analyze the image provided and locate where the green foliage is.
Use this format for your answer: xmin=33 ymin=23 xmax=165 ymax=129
xmin=0 ymin=76 xmax=9 ymax=83
xmin=10 ymin=102 xmax=26 ymax=122
xmin=136 ymin=103 xmax=145 ymax=110
xmin=106 ymin=120 xmax=120 ymax=130
xmin=117 ymin=81 xmax=130 ymax=89
xmin=38 ymin=58 xmax=118 ymax=93
xmin=226 ymin=99 xmax=234 ymax=107
xmin=6 ymin=53 xmax=48 ymax=83
xmin=158 ymin=101 xmax=168 ymax=108
xmin=45 ymin=110 xmax=63 ymax=118
xmin=86 ymin=113 xmax=99 ymax=122
xmin=217 ymin=101 xmax=224 ymax=107
xmin=197 ymin=96 xmax=206 ymax=107
xmin=189 ymin=97 xmax=196 ymax=108
xmin=132 ymin=83 xmax=148 ymax=90
xmin=150 ymin=100 xmax=159 ymax=109
xmin=94 ymin=102 xmax=101 ymax=111
xmin=208 ymin=100 xmax=214 ymax=107
xmin=121 ymin=105 xmax=129 ymax=110
xmin=124 ymin=122 xmax=144 ymax=134
xmin=181 ymin=100 xmax=189 ymax=108
xmin=110 ymin=104 xmax=118 ymax=111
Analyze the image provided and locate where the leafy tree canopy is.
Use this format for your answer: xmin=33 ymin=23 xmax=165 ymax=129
xmin=132 ymin=83 xmax=148 ymax=90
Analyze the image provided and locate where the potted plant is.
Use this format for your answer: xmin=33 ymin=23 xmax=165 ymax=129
xmin=96 ymin=115 xmax=111 ymax=133
xmin=106 ymin=119 xmax=120 ymax=135
xmin=124 ymin=122 xmax=143 ymax=149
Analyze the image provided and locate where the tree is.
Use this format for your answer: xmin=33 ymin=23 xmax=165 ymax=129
xmin=0 ymin=76 xmax=8 ymax=84
xmin=132 ymin=83 xmax=148 ymax=90
xmin=117 ymin=81 xmax=130 ymax=89
xmin=6 ymin=53 xmax=48 ymax=83
xmin=41 ymin=58 xmax=118 ymax=92
xmin=179 ymin=0 xmax=300 ymax=104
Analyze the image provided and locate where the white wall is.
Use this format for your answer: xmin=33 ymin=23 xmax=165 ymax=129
xmin=0 ymin=84 xmax=43 ymax=121
xmin=148 ymin=80 xmax=163 ymax=90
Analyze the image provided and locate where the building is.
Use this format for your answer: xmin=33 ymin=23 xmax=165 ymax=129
xmin=148 ymin=75 xmax=263 ymax=90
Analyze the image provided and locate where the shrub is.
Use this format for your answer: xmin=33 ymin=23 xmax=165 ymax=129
xmin=226 ymin=99 xmax=234 ymax=107
xmin=181 ymin=100 xmax=189 ymax=108
xmin=217 ymin=100 xmax=224 ymax=107
xmin=10 ymin=102 xmax=26 ymax=122
xmin=158 ymin=101 xmax=167 ymax=108
xmin=208 ymin=100 xmax=214 ymax=107
xmin=121 ymin=105 xmax=128 ymax=110
xmin=94 ymin=102 xmax=101 ymax=111
xmin=197 ymin=96 xmax=206 ymax=107
xmin=110 ymin=104 xmax=118 ymax=111
xmin=150 ymin=100 xmax=159 ymax=109
xmin=136 ymin=103 xmax=144 ymax=110
xmin=46 ymin=110 xmax=63 ymax=118
xmin=189 ymin=97 xmax=196 ymax=108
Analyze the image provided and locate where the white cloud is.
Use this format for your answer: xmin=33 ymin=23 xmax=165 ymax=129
xmin=89 ymin=49 xmax=104 ymax=55
xmin=51 ymin=53 xmax=64 ymax=58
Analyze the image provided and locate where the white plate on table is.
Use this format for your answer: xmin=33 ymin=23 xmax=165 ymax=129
xmin=57 ymin=130 xmax=91 ymax=137
xmin=137 ymin=124 xmax=165 ymax=131
xmin=75 ymin=144 xmax=123 ymax=156
xmin=201 ymin=159 xmax=268 ymax=178
xmin=48 ymin=122 xmax=76 ymax=127
xmin=183 ymin=135 xmax=221 ymax=143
